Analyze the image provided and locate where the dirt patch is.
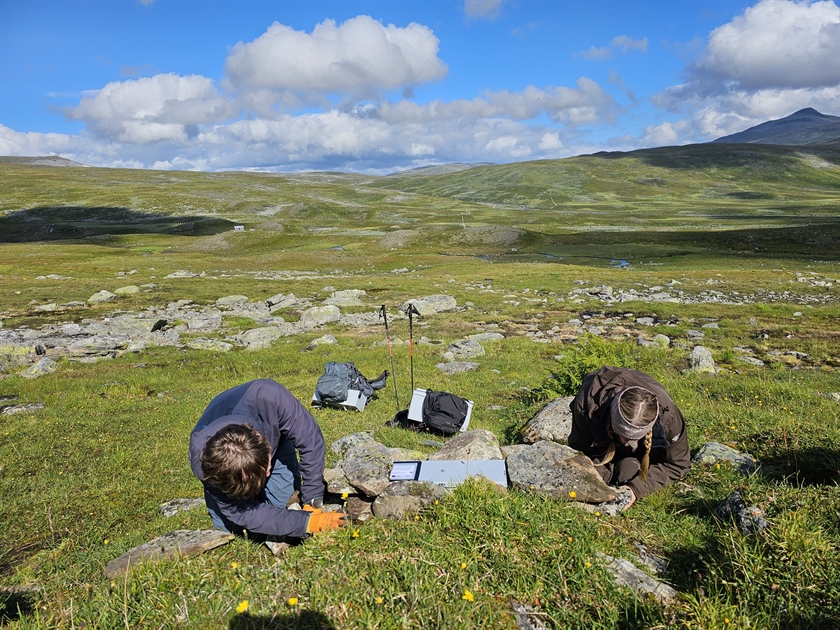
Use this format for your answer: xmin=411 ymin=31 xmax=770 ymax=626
xmin=450 ymin=226 xmax=523 ymax=247
xmin=377 ymin=229 xmax=419 ymax=249
xmin=179 ymin=233 xmax=231 ymax=252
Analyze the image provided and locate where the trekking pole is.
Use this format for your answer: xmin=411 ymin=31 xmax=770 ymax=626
xmin=406 ymin=303 xmax=421 ymax=392
xmin=379 ymin=305 xmax=400 ymax=411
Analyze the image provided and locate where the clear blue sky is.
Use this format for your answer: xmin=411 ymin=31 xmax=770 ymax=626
xmin=1 ymin=0 xmax=838 ymax=173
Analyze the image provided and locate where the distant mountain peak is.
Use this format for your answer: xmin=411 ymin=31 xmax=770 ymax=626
xmin=713 ymin=108 xmax=840 ymax=146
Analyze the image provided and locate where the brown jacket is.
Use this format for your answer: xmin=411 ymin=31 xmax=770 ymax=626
xmin=568 ymin=366 xmax=690 ymax=499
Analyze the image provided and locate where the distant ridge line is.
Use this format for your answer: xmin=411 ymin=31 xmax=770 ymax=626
xmin=713 ymin=108 xmax=840 ymax=146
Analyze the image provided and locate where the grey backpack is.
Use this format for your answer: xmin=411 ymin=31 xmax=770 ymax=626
xmin=315 ymin=362 xmax=352 ymax=403
xmin=316 ymin=362 xmax=389 ymax=403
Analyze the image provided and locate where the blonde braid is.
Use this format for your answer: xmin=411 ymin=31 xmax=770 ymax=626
xmin=639 ymin=430 xmax=653 ymax=481
xmin=599 ymin=423 xmax=617 ymax=465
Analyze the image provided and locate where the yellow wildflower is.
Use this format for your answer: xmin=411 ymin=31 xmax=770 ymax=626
xmin=287 ymin=597 xmax=299 ymax=606
xmin=375 ymin=596 xmax=383 ymax=605
xmin=352 ymin=529 xmax=360 ymax=538
xmin=462 ymin=589 xmax=475 ymax=602
xmin=236 ymin=600 xmax=249 ymax=614
xmin=460 ymin=562 xmax=467 ymax=569
xmin=568 ymin=536 xmax=573 ymax=542
xmin=341 ymin=492 xmax=349 ymax=500
xmin=568 ymin=491 xmax=577 ymax=499
xmin=585 ymin=561 xmax=592 ymax=568
xmin=231 ymin=562 xmax=239 ymax=570
xmin=103 ymin=539 xmax=109 ymax=545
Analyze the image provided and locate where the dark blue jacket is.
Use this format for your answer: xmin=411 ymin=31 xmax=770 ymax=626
xmin=189 ymin=379 xmax=326 ymax=538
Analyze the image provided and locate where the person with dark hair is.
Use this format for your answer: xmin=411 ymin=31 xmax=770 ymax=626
xmin=189 ymin=379 xmax=345 ymax=539
xmin=568 ymin=366 xmax=690 ymax=511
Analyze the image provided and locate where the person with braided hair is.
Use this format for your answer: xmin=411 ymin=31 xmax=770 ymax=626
xmin=568 ymin=366 xmax=691 ymax=511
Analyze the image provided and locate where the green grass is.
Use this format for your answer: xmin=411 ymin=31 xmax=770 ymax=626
xmin=1 ymin=150 xmax=839 ymax=628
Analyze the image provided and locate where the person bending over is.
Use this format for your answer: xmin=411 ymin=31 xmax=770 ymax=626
xmin=569 ymin=366 xmax=690 ymax=510
xmin=189 ymin=379 xmax=344 ymax=539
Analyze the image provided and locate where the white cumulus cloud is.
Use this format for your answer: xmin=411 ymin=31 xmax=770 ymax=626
xmin=699 ymin=0 xmax=839 ymax=90
xmin=66 ymin=74 xmax=235 ymax=143
xmin=378 ymin=78 xmax=619 ymax=125
xmin=223 ymin=16 xmax=448 ymax=101
xmin=653 ymin=0 xmax=840 ymax=141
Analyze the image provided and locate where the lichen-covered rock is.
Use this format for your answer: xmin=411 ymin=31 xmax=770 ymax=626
xmin=428 ymin=430 xmax=503 ymax=461
xmin=345 ymin=496 xmax=374 ymax=522
xmin=88 ymin=290 xmax=117 ymax=304
xmin=597 ymin=552 xmax=677 ymax=603
xmin=215 ymin=295 xmax=249 ymax=307
xmin=436 ymin=361 xmax=479 ymax=374
xmin=692 ymin=442 xmax=759 ymax=475
xmin=688 ymin=345 xmax=717 ymax=374
xmin=446 ymin=339 xmax=485 ymax=359
xmin=331 ymin=431 xmax=376 ymax=457
xmin=467 ymin=332 xmax=504 ymax=343
xmin=19 ymin=357 xmax=57 ymax=379
xmin=324 ymin=289 xmax=366 ymax=307
xmin=234 ymin=327 xmax=284 ymax=350
xmin=372 ymin=481 xmax=447 ymax=520
xmin=299 ymin=305 xmax=341 ymax=327
xmin=340 ymin=442 xmax=394 ymax=497
xmin=521 ymin=396 xmax=575 ymax=444
xmin=506 ymin=441 xmax=616 ymax=503
xmin=323 ymin=467 xmax=357 ymax=495
xmin=400 ymin=295 xmax=457 ymax=316
xmin=186 ymin=339 xmax=234 ymax=352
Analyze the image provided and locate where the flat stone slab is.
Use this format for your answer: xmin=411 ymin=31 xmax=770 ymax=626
xmin=436 ymin=361 xmax=479 ymax=374
xmin=597 ymin=552 xmax=677 ymax=603
xmin=104 ymin=530 xmax=234 ymax=578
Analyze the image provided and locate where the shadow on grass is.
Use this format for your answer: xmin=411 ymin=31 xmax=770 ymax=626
xmin=229 ymin=609 xmax=336 ymax=630
xmin=0 ymin=206 xmax=236 ymax=243
xmin=758 ymin=446 xmax=840 ymax=486
xmin=0 ymin=590 xmax=37 ymax=625
xmin=590 ymin=143 xmax=840 ymax=171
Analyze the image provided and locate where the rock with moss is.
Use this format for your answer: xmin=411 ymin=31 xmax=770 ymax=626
xmin=87 ymin=290 xmax=117 ymax=304
xmin=520 ymin=396 xmax=575 ymax=444
xmin=400 ymin=295 xmax=457 ymax=316
xmin=340 ymin=442 xmax=395 ymax=497
xmin=299 ymin=305 xmax=341 ymax=327
xmin=428 ymin=429 xmax=503 ymax=461
xmin=506 ymin=441 xmax=616 ymax=503
xmin=692 ymin=442 xmax=759 ymax=475
xmin=19 ymin=357 xmax=57 ymax=379
xmin=372 ymin=481 xmax=447 ymax=520
xmin=688 ymin=345 xmax=717 ymax=373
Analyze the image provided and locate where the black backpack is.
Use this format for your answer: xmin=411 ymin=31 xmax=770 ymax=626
xmin=421 ymin=390 xmax=469 ymax=435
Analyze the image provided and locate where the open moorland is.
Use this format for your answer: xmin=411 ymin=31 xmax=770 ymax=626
xmin=0 ymin=142 xmax=839 ymax=629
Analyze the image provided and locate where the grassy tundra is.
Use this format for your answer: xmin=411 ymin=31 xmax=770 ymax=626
xmin=0 ymin=143 xmax=839 ymax=629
